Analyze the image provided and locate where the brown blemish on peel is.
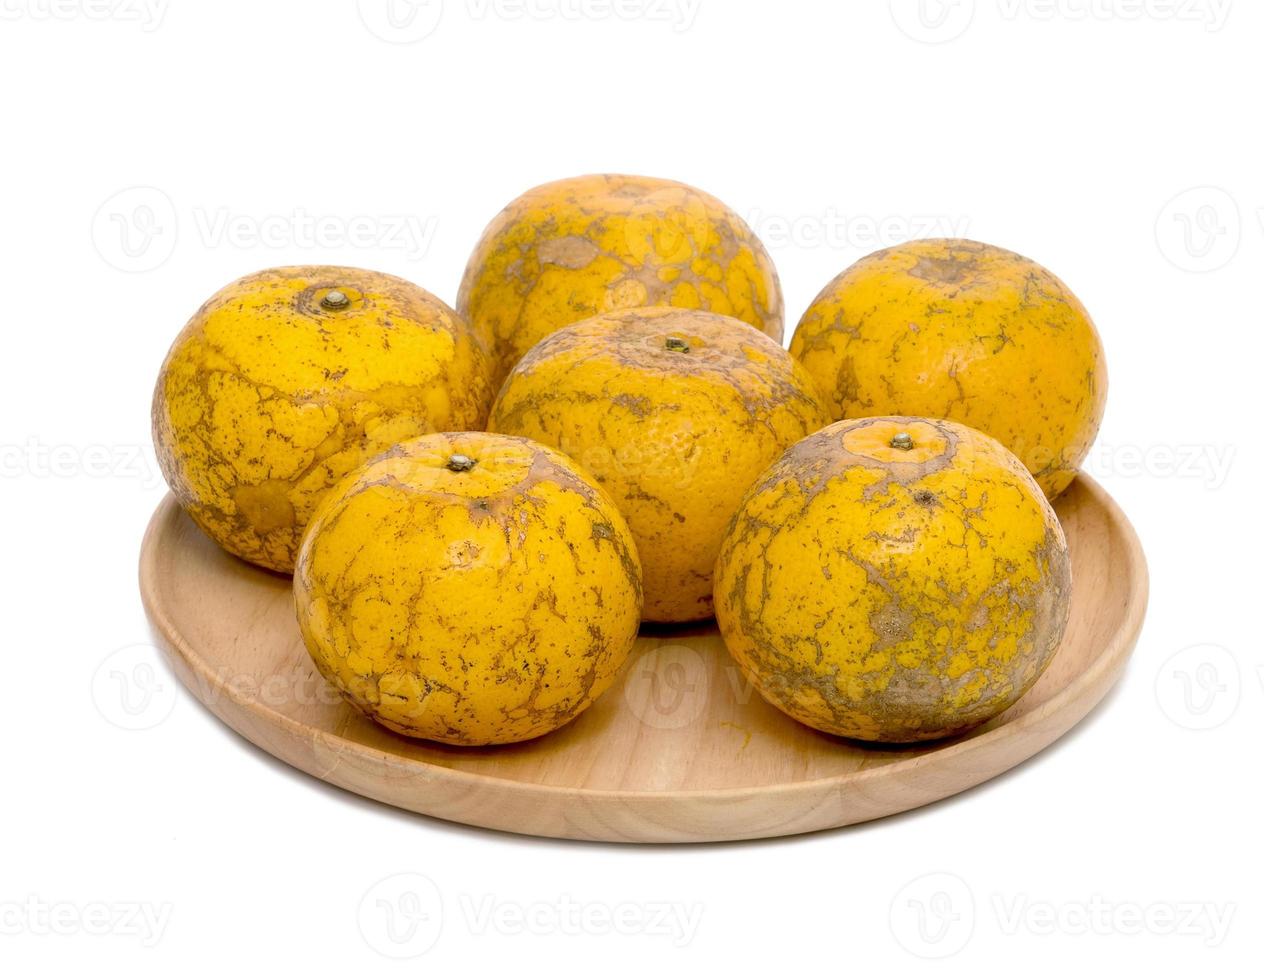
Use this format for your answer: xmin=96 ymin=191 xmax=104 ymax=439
xmin=537 ymin=236 xmax=601 ymax=270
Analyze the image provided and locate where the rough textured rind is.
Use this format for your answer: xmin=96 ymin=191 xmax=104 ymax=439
xmin=713 ymin=416 xmax=1072 ymax=743
xmin=788 ymin=239 xmax=1107 ymax=499
xmin=488 ymin=307 xmax=828 ymax=623
xmin=457 ymin=173 xmax=784 ymax=385
xmin=293 ymin=431 xmax=643 ymax=746
xmin=152 ymin=265 xmax=495 ymax=572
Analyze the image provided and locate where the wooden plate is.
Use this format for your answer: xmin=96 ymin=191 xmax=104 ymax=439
xmin=139 ymin=475 xmax=1147 ymax=843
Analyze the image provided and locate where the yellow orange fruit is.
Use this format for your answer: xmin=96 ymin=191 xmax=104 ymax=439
xmin=714 ymin=416 xmax=1071 ymax=742
xmin=294 ymin=432 xmax=642 ymax=745
xmin=489 ymin=307 xmax=827 ymax=622
xmin=152 ymin=266 xmax=494 ymax=572
xmin=458 ymin=173 xmax=783 ymax=384
xmin=789 ymin=239 xmax=1107 ymax=498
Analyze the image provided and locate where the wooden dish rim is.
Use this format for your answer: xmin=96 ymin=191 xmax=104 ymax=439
xmin=138 ymin=473 xmax=1148 ymax=804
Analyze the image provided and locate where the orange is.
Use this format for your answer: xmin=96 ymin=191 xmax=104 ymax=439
xmin=153 ymin=266 xmax=493 ymax=571
xmin=458 ymin=173 xmax=783 ymax=384
xmin=790 ymin=239 xmax=1107 ymax=498
xmin=714 ymin=416 xmax=1072 ymax=742
xmin=489 ymin=306 xmax=827 ymax=622
xmin=294 ymin=432 xmax=642 ymax=745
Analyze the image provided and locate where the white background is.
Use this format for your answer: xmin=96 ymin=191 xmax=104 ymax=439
xmin=1 ymin=0 xmax=1258 ymax=975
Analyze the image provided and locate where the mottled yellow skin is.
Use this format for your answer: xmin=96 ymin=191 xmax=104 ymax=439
xmin=457 ymin=173 xmax=784 ymax=384
xmin=153 ymin=266 xmax=494 ymax=572
xmin=488 ymin=307 xmax=827 ymax=623
xmin=294 ymin=432 xmax=642 ymax=745
xmin=714 ymin=417 xmax=1071 ymax=743
xmin=789 ymin=239 xmax=1107 ymax=499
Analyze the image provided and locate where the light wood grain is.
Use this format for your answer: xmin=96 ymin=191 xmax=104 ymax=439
xmin=138 ymin=475 xmax=1147 ymax=843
